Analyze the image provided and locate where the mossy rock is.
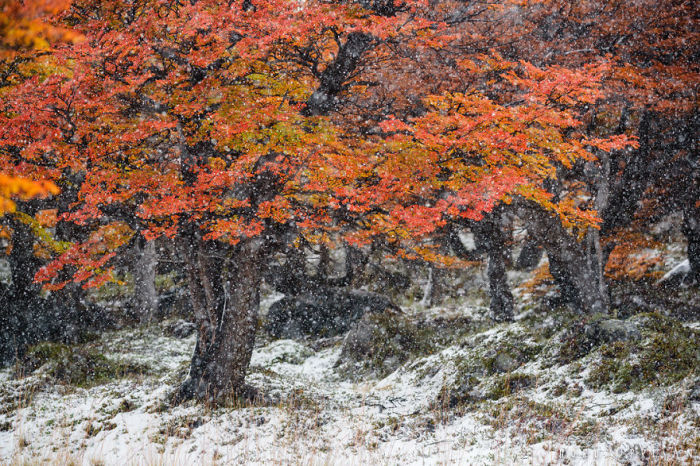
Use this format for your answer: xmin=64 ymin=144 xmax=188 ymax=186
xmin=435 ymin=374 xmax=485 ymax=409
xmin=16 ymin=341 xmax=148 ymax=387
xmin=337 ymin=311 xmax=436 ymax=377
xmin=482 ymin=340 xmax=542 ymax=374
xmin=557 ymin=314 xmax=642 ymax=364
xmin=16 ymin=342 xmax=72 ymax=376
xmin=434 ymin=331 xmax=542 ymax=409
xmin=586 ymin=313 xmax=699 ymax=393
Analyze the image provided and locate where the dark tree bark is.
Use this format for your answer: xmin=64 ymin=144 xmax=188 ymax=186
xmin=420 ymin=265 xmax=444 ymax=308
xmin=0 ymin=217 xmax=43 ymax=363
xmin=515 ymin=233 xmax=543 ymax=271
xmin=0 ymin=200 xmax=93 ymax=363
xmin=304 ymin=32 xmax=374 ymax=116
xmin=526 ymin=212 xmax=608 ymax=315
xmin=601 ymin=110 xmax=653 ymax=236
xmin=473 ymin=213 xmax=514 ymax=322
xmin=445 ymin=218 xmax=514 ymax=321
xmin=176 ymin=236 xmax=265 ymax=403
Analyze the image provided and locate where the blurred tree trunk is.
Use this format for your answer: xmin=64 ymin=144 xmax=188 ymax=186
xmin=515 ymin=234 xmax=543 ymax=271
xmin=133 ymin=236 xmax=158 ymax=323
xmin=420 ymin=265 xmax=444 ymax=308
xmin=682 ymin=206 xmax=700 ymax=283
xmin=474 ymin=213 xmax=514 ymax=322
xmin=447 ymin=218 xmax=514 ymax=321
xmin=528 ymin=213 xmax=609 ymax=314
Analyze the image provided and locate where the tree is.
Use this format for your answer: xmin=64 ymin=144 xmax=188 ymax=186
xmin=282 ymin=1 xmax=635 ymax=316
xmin=3 ymin=0 xmax=449 ymax=401
xmin=513 ymin=0 xmax=699 ymax=295
xmin=1 ymin=0 xmax=638 ymax=400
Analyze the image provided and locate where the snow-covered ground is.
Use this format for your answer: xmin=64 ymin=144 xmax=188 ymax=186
xmin=1 ymin=296 xmax=697 ymax=466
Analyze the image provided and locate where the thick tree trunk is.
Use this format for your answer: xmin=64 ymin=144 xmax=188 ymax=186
xmin=0 ymin=219 xmax=42 ymax=362
xmin=176 ymin=238 xmax=264 ymax=403
xmin=515 ymin=234 xmax=543 ymax=270
xmin=133 ymin=236 xmax=158 ymax=323
xmin=1 ymin=213 xmax=92 ymax=363
xmin=527 ymin=213 xmax=608 ymax=314
xmin=473 ymin=213 xmax=514 ymax=322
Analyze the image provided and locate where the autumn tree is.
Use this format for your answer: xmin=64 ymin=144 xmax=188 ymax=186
xmin=2 ymin=0 xmax=450 ymax=400
xmin=511 ymin=0 xmax=699 ymax=293
xmin=0 ymin=0 xmax=73 ymax=212
xmin=283 ymin=0 xmax=636 ymax=317
xmin=0 ymin=0 xmax=89 ymax=361
xmin=1 ymin=0 xmax=646 ymax=399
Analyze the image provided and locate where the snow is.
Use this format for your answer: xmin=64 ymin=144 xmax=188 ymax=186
xmin=1 ymin=301 xmax=698 ymax=465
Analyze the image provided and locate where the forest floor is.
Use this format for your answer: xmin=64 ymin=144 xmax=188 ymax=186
xmin=1 ymin=259 xmax=699 ymax=465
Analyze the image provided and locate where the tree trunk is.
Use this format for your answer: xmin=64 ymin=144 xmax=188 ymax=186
xmin=176 ymin=238 xmax=264 ymax=403
xmin=515 ymin=233 xmax=543 ymax=270
xmin=420 ymin=266 xmax=444 ymax=308
xmin=527 ymin=212 xmax=609 ymax=315
xmin=473 ymin=213 xmax=514 ymax=322
xmin=133 ymin=236 xmax=158 ymax=323
xmin=682 ymin=205 xmax=700 ymax=283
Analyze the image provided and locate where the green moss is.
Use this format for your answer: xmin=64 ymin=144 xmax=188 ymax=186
xmin=484 ymin=397 xmax=571 ymax=439
xmin=487 ymin=373 xmax=535 ymax=400
xmin=434 ymin=328 xmax=544 ymax=410
xmin=556 ymin=314 xmax=608 ymax=364
xmin=155 ymin=271 xmax=179 ymax=292
xmin=115 ymin=398 xmax=136 ymax=413
xmin=427 ymin=316 xmax=489 ymax=347
xmin=16 ymin=342 xmax=72 ymax=376
xmin=631 ymin=312 xmax=680 ymax=334
xmin=551 ymin=381 xmax=567 ymax=397
xmin=434 ymin=371 xmax=481 ymax=409
xmin=572 ymin=419 xmax=600 ymax=439
xmin=17 ymin=342 xmax=149 ymax=388
xmin=586 ymin=313 xmax=699 ymax=393
xmin=482 ymin=339 xmax=542 ymax=375
xmin=344 ymin=312 xmax=438 ymax=377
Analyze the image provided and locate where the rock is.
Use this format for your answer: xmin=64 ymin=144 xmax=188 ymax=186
xmin=342 ymin=315 xmax=378 ymax=358
xmin=265 ymin=288 xmax=400 ymax=339
xmin=435 ymin=375 xmax=483 ymax=408
xmin=584 ymin=318 xmax=641 ymax=345
xmin=16 ymin=342 xmax=147 ymax=387
xmin=559 ymin=317 xmax=641 ymax=363
xmin=335 ymin=309 xmax=434 ymax=377
xmin=493 ymin=352 xmax=520 ymax=373
xmin=168 ymin=319 xmax=196 ymax=339
xmin=339 ymin=308 xmax=408 ymax=361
